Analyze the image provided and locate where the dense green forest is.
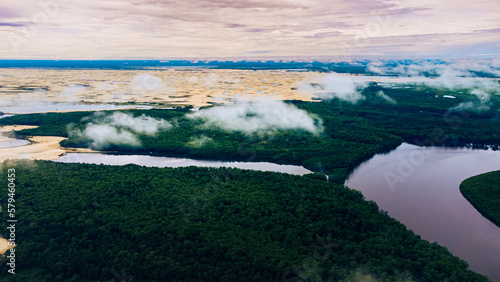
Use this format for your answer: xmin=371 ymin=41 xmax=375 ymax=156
xmin=0 ymin=83 xmax=499 ymax=280
xmin=0 ymin=160 xmax=488 ymax=281
xmin=1 ymin=84 xmax=499 ymax=182
xmin=460 ymin=171 xmax=500 ymax=227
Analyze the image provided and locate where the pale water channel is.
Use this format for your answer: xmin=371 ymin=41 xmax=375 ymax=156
xmin=55 ymin=153 xmax=313 ymax=175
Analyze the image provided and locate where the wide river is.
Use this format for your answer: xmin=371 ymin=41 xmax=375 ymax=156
xmin=345 ymin=143 xmax=500 ymax=281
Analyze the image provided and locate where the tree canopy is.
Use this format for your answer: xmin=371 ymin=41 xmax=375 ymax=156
xmin=0 ymin=160 xmax=487 ymax=281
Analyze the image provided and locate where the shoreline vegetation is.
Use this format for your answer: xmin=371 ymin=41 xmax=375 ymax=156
xmin=460 ymin=171 xmax=500 ymax=228
xmin=0 ymin=125 xmax=100 ymax=162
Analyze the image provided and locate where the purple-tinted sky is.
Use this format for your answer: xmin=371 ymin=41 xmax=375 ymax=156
xmin=0 ymin=0 xmax=499 ymax=59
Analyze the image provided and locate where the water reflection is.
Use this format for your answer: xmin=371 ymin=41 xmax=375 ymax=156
xmin=55 ymin=153 xmax=313 ymax=175
xmin=0 ymin=139 xmax=29 ymax=148
xmin=345 ymin=143 xmax=500 ymax=281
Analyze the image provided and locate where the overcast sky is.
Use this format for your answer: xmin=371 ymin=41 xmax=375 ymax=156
xmin=0 ymin=0 xmax=499 ymax=59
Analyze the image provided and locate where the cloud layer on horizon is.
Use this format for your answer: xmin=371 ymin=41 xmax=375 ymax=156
xmin=366 ymin=59 xmax=500 ymax=112
xmin=298 ymin=73 xmax=367 ymax=103
xmin=367 ymin=58 xmax=500 ymax=78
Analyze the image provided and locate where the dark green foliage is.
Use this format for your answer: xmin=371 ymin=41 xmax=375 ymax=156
xmin=0 ymin=85 xmax=497 ymax=281
xmin=0 ymin=160 xmax=487 ymax=281
xmin=460 ymin=170 xmax=500 ymax=227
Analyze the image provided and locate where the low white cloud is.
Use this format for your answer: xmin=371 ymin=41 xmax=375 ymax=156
xmin=450 ymin=100 xmax=492 ymax=113
xmin=95 ymin=81 xmax=119 ymax=91
xmin=69 ymin=112 xmax=172 ymax=149
xmin=73 ymin=124 xmax=142 ymax=149
xmin=366 ymin=61 xmax=382 ymax=74
xmin=187 ymin=97 xmax=323 ymax=134
xmin=366 ymin=59 xmax=500 ymax=112
xmin=131 ymin=73 xmax=163 ymax=91
xmin=427 ymin=73 xmax=500 ymax=94
xmin=298 ymin=73 xmax=367 ymax=103
xmin=450 ymin=89 xmax=492 ymax=113
xmin=61 ymin=85 xmax=86 ymax=102
xmin=0 ymin=92 xmax=49 ymax=108
xmin=366 ymin=59 xmax=500 ymax=78
xmin=376 ymin=90 xmax=396 ymax=104
xmin=103 ymin=112 xmax=172 ymax=134
xmin=186 ymin=76 xmax=199 ymax=84
xmin=203 ymin=73 xmax=219 ymax=87
xmin=187 ymin=135 xmax=214 ymax=148
xmin=365 ymin=59 xmax=500 ymax=92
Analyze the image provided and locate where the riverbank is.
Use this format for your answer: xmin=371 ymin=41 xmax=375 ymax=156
xmin=0 ymin=125 xmax=99 ymax=162
xmin=460 ymin=170 xmax=500 ymax=228
xmin=0 ymin=237 xmax=11 ymax=255
xmin=345 ymin=143 xmax=500 ymax=281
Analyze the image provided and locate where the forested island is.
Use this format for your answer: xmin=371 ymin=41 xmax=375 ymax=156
xmin=460 ymin=171 xmax=500 ymax=227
